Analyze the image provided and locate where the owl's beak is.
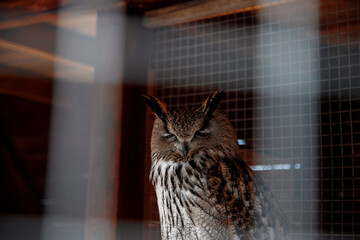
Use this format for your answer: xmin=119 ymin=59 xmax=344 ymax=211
xmin=181 ymin=142 xmax=190 ymax=157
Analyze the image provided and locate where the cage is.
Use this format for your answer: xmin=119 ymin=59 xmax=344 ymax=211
xmin=0 ymin=0 xmax=359 ymax=240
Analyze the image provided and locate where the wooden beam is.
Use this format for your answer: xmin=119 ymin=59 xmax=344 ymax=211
xmin=0 ymin=13 xmax=58 ymax=30
xmin=0 ymin=39 xmax=94 ymax=82
xmin=0 ymin=39 xmax=93 ymax=72
xmin=143 ymin=0 xmax=293 ymax=27
xmin=0 ymin=1 xmax=125 ymax=30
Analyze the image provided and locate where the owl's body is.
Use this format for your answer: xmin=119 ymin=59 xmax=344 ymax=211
xmin=144 ymin=90 xmax=288 ymax=240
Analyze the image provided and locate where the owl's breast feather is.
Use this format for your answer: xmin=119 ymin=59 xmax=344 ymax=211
xmin=151 ymin=156 xmax=236 ymax=240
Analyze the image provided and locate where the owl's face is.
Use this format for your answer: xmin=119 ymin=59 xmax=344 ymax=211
xmin=144 ymin=90 xmax=239 ymax=160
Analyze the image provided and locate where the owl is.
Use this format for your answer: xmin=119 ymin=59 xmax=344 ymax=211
xmin=144 ymin=90 xmax=288 ymax=240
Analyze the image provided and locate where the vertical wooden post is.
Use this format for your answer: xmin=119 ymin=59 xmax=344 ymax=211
xmin=116 ymin=12 xmax=149 ymax=222
xmin=84 ymin=6 xmax=125 ymax=240
xmin=115 ymin=10 xmax=150 ymax=239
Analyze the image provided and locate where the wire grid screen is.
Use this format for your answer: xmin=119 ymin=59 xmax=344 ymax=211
xmin=144 ymin=0 xmax=360 ymax=239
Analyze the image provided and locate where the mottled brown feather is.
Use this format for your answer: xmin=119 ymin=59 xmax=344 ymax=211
xmin=145 ymin=91 xmax=289 ymax=240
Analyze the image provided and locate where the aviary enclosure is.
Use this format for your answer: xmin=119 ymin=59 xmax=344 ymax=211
xmin=0 ymin=0 xmax=358 ymax=240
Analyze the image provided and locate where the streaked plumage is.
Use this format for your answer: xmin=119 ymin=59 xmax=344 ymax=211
xmin=144 ymin=90 xmax=288 ymax=240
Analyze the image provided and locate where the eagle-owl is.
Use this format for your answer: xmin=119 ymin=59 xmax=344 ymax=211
xmin=144 ymin=90 xmax=288 ymax=240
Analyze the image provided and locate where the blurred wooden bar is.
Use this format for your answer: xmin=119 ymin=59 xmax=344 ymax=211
xmin=143 ymin=0 xmax=297 ymax=27
xmin=83 ymin=5 xmax=125 ymax=240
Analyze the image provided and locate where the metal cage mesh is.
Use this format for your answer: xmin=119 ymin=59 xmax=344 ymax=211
xmin=144 ymin=0 xmax=360 ymax=239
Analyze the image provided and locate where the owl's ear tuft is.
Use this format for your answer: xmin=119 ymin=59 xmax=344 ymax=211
xmin=143 ymin=95 xmax=168 ymax=123
xmin=201 ymin=89 xmax=224 ymax=115
xmin=200 ymin=89 xmax=224 ymax=126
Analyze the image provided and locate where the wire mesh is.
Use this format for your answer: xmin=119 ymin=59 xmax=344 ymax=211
xmin=144 ymin=0 xmax=360 ymax=239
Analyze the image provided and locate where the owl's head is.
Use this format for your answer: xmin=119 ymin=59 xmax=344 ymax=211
xmin=144 ymin=90 xmax=239 ymax=160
